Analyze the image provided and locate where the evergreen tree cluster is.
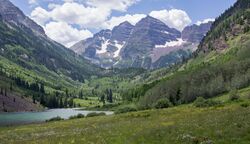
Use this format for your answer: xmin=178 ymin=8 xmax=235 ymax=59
xmin=126 ymin=59 xmax=250 ymax=108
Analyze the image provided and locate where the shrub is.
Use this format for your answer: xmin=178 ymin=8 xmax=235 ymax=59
xmin=194 ymin=97 xmax=206 ymax=107
xmin=102 ymin=103 xmax=120 ymax=109
xmin=46 ymin=116 xmax=64 ymax=122
xmin=229 ymin=90 xmax=240 ymax=101
xmin=247 ymin=92 xmax=250 ymax=99
xmin=194 ymin=97 xmax=221 ymax=108
xmin=154 ymin=98 xmax=172 ymax=109
xmin=69 ymin=113 xmax=85 ymax=119
xmin=86 ymin=112 xmax=106 ymax=117
xmin=115 ymin=106 xmax=137 ymax=114
xmin=240 ymin=102 xmax=249 ymax=108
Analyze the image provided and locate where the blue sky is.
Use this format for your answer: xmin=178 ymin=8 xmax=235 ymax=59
xmin=10 ymin=0 xmax=236 ymax=47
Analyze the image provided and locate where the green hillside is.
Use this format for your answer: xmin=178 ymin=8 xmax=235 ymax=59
xmin=123 ymin=0 xmax=250 ymax=109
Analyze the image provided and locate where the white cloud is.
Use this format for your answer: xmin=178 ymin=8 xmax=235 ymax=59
xmin=63 ymin=0 xmax=75 ymax=2
xmin=45 ymin=21 xmax=93 ymax=47
xmin=149 ymin=9 xmax=192 ymax=31
xmin=28 ymin=0 xmax=37 ymax=4
xmin=49 ymin=2 xmax=110 ymax=29
xmin=48 ymin=3 xmax=60 ymax=10
xmin=103 ymin=14 xmax=146 ymax=29
xmin=86 ymin=0 xmax=139 ymax=12
xmin=31 ymin=7 xmax=50 ymax=26
xmin=196 ymin=18 xmax=215 ymax=25
xmin=29 ymin=1 xmax=192 ymax=47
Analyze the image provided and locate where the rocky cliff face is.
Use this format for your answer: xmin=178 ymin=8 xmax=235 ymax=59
xmin=71 ymin=22 xmax=134 ymax=67
xmin=0 ymin=0 xmax=45 ymax=36
xmin=71 ymin=16 xmax=212 ymax=69
xmin=121 ymin=16 xmax=181 ymax=59
xmin=111 ymin=21 xmax=134 ymax=42
xmin=182 ymin=22 xmax=212 ymax=43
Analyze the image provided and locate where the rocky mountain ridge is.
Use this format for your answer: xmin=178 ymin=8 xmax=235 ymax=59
xmin=71 ymin=16 xmax=212 ymax=69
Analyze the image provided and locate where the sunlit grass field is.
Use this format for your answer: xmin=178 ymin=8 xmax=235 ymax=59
xmin=0 ymin=97 xmax=250 ymax=144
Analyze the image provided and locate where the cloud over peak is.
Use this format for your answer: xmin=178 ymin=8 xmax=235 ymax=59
xmin=29 ymin=0 xmax=192 ymax=47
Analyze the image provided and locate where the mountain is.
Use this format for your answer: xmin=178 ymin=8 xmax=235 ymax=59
xmin=0 ymin=0 xmax=45 ymax=36
xmin=71 ymin=16 xmax=211 ymax=69
xmin=71 ymin=22 xmax=134 ymax=67
xmin=133 ymin=0 xmax=250 ymax=108
xmin=0 ymin=0 xmax=103 ymax=94
xmin=198 ymin=0 xmax=250 ymax=53
xmin=182 ymin=22 xmax=213 ymax=43
xmin=121 ymin=16 xmax=181 ymax=59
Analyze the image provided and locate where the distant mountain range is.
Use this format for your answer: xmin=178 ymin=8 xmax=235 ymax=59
xmin=71 ymin=16 xmax=212 ymax=69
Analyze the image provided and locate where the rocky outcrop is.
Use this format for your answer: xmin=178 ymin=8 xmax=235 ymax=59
xmin=182 ymin=22 xmax=212 ymax=43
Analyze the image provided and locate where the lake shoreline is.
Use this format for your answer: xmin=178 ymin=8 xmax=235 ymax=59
xmin=0 ymin=108 xmax=113 ymax=126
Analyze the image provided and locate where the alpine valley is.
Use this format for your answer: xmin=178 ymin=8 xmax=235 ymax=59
xmin=0 ymin=0 xmax=250 ymax=144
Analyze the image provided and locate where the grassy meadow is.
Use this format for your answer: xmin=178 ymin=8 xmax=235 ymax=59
xmin=0 ymin=89 xmax=250 ymax=144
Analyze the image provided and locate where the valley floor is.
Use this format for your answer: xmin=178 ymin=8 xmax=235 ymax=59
xmin=0 ymin=98 xmax=250 ymax=144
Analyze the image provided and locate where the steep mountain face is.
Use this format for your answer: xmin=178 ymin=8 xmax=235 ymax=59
xmin=71 ymin=16 xmax=211 ymax=69
xmin=182 ymin=22 xmax=212 ymax=43
xmin=0 ymin=0 xmax=103 ymax=91
xmin=121 ymin=16 xmax=181 ymax=59
xmin=111 ymin=21 xmax=134 ymax=42
xmin=71 ymin=22 xmax=134 ymax=67
xmin=198 ymin=0 xmax=250 ymax=53
xmin=0 ymin=0 xmax=45 ymax=36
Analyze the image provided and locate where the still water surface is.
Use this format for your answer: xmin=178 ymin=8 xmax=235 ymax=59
xmin=0 ymin=108 xmax=113 ymax=126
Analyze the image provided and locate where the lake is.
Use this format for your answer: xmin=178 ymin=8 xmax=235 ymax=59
xmin=0 ymin=109 xmax=113 ymax=126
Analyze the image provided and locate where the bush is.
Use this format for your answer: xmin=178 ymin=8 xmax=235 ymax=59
xmin=154 ymin=98 xmax=172 ymax=109
xmin=240 ymin=102 xmax=249 ymax=108
xmin=115 ymin=106 xmax=137 ymax=114
xmin=229 ymin=90 xmax=240 ymax=101
xmin=86 ymin=112 xmax=106 ymax=117
xmin=194 ymin=97 xmax=221 ymax=108
xmin=46 ymin=116 xmax=64 ymax=122
xmin=247 ymin=92 xmax=250 ymax=99
xmin=194 ymin=97 xmax=207 ymax=107
xmin=69 ymin=113 xmax=85 ymax=119
xmin=102 ymin=103 xmax=120 ymax=109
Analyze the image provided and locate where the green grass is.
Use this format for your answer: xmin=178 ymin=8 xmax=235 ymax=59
xmin=0 ymin=99 xmax=250 ymax=144
xmin=213 ymin=86 xmax=250 ymax=102
xmin=74 ymin=97 xmax=102 ymax=108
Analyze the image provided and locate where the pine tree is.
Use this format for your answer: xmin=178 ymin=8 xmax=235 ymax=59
xmin=79 ymin=90 xmax=83 ymax=99
xmin=0 ymin=88 xmax=3 ymax=95
xmin=64 ymin=98 xmax=68 ymax=108
xmin=109 ymin=89 xmax=113 ymax=103
xmin=59 ymin=97 xmax=63 ymax=108
xmin=32 ymin=95 xmax=36 ymax=104
xmin=4 ymin=88 xmax=7 ymax=96
xmin=10 ymin=83 xmax=13 ymax=91
xmin=100 ymin=94 xmax=105 ymax=105
xmin=40 ymin=83 xmax=45 ymax=94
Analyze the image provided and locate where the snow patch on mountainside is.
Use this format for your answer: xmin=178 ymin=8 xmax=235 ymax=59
xmin=161 ymin=31 xmax=170 ymax=34
xmin=155 ymin=38 xmax=186 ymax=48
xmin=113 ymin=41 xmax=125 ymax=57
xmin=97 ymin=40 xmax=109 ymax=54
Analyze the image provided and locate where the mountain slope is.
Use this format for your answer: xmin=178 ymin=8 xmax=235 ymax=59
xmin=182 ymin=22 xmax=213 ymax=43
xmin=126 ymin=0 xmax=250 ymax=108
xmin=198 ymin=0 xmax=250 ymax=52
xmin=121 ymin=16 xmax=181 ymax=59
xmin=0 ymin=0 xmax=105 ymax=110
xmin=71 ymin=16 xmax=211 ymax=69
xmin=0 ymin=0 xmax=45 ymax=36
xmin=71 ymin=22 xmax=134 ymax=67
